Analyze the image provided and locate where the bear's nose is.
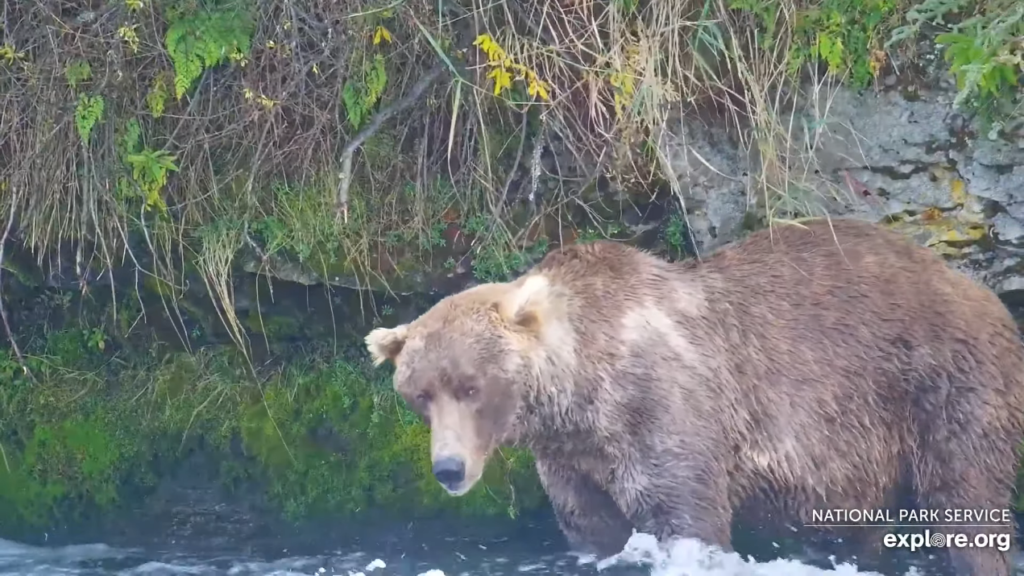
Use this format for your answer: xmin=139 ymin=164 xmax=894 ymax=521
xmin=432 ymin=456 xmax=466 ymax=488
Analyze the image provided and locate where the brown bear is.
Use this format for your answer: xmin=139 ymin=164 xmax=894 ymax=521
xmin=365 ymin=217 xmax=1024 ymax=576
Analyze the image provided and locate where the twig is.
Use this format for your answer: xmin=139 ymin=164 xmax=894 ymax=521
xmin=335 ymin=63 xmax=447 ymax=222
xmin=498 ymin=109 xmax=530 ymax=210
xmin=242 ymin=226 xmax=269 ymax=262
xmin=0 ymin=203 xmax=35 ymax=384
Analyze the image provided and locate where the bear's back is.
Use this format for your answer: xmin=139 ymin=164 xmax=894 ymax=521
xmin=695 ymin=219 xmax=1024 ymax=509
xmin=530 ymin=218 xmax=1024 ymax=513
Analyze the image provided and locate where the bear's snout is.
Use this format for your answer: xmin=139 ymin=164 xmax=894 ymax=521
xmin=432 ymin=456 xmax=466 ymax=491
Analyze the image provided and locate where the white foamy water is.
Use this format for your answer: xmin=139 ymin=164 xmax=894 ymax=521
xmin=591 ymin=533 xmax=898 ymax=575
xmin=1 ymin=529 xmax=969 ymax=576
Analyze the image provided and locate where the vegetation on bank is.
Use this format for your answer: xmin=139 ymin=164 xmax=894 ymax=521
xmin=0 ymin=278 xmax=545 ymax=535
xmin=1 ymin=0 xmax=1020 ymax=309
xmin=0 ymin=0 xmax=1022 ymax=534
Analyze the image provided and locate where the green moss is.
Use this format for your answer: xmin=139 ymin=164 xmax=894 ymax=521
xmin=17 ymin=414 xmax=131 ymax=517
xmin=142 ymin=273 xmax=180 ymax=299
xmin=0 ymin=329 xmax=142 ymax=529
xmin=246 ymin=311 xmax=302 ymax=338
xmin=237 ymin=358 xmax=544 ymax=521
xmin=0 ymin=314 xmax=546 ymax=534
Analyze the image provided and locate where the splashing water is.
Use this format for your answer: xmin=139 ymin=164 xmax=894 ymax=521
xmin=591 ymin=532 xmax=897 ymax=575
xmin=0 ymin=527 xmax=966 ymax=576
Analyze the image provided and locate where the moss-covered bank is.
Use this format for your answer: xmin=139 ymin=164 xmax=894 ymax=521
xmin=0 ymin=276 xmax=545 ymax=539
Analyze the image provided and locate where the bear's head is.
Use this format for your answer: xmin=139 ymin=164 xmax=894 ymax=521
xmin=364 ymin=274 xmax=561 ymax=496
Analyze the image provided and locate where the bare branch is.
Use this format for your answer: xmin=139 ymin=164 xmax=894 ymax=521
xmin=335 ymin=64 xmax=447 ymax=223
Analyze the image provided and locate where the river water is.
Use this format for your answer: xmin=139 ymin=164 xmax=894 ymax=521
xmin=2 ymin=512 xmax=1016 ymax=576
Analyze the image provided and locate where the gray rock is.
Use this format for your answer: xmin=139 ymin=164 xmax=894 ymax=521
xmin=654 ymin=109 xmax=754 ymax=254
xmin=993 ymin=213 xmax=1024 ymax=244
xmin=654 ymin=59 xmax=1024 ymax=298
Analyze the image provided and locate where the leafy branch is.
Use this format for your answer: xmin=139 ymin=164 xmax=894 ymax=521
xmin=75 ymin=94 xmax=105 ymax=144
xmin=164 ymin=4 xmax=254 ymax=100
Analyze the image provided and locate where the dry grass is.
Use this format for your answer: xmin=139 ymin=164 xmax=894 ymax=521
xmin=0 ymin=0 xmax=917 ymax=348
xmin=496 ymin=0 xmax=853 ymax=227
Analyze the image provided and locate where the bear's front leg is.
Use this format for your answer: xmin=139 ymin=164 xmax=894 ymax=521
xmin=535 ymin=458 xmax=634 ymax=558
xmin=617 ymin=452 xmax=734 ymax=553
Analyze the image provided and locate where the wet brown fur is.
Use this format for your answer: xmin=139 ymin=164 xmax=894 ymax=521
xmin=365 ymin=218 xmax=1024 ymax=576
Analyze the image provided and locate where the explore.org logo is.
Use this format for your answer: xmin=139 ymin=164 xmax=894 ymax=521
xmin=881 ymin=529 xmax=1013 ymax=552
xmin=806 ymin=508 xmax=1014 ymax=553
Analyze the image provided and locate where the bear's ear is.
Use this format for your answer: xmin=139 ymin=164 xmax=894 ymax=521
xmin=365 ymin=324 xmax=409 ymax=366
xmin=496 ymin=274 xmax=551 ymax=334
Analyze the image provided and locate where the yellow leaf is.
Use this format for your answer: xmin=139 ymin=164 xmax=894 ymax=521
xmin=373 ymin=25 xmax=393 ymax=45
xmin=921 ymin=219 xmax=988 ymax=246
xmin=950 ymin=178 xmax=968 ymax=205
xmin=527 ymin=80 xmax=550 ymax=101
xmin=536 ymin=82 xmax=550 ymax=101
xmin=498 ymin=73 xmax=512 ymax=95
xmin=0 ymin=43 xmax=25 ymax=65
xmin=474 ymin=34 xmax=506 ymax=63
xmin=487 ymin=67 xmax=512 ymax=95
xmin=934 ymin=226 xmax=985 ymax=243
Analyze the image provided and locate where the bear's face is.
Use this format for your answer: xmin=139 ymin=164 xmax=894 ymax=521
xmin=364 ymin=276 xmax=554 ymax=496
xmin=393 ymin=329 xmax=523 ymax=496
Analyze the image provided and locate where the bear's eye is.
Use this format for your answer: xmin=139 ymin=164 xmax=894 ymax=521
xmin=415 ymin=391 xmax=433 ymax=404
xmin=456 ymin=384 xmax=478 ymax=400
